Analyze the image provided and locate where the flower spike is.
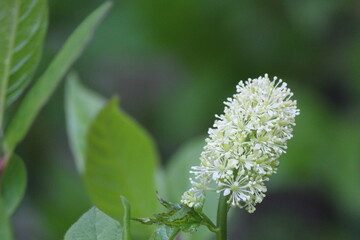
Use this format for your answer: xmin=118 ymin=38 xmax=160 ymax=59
xmin=181 ymin=74 xmax=300 ymax=213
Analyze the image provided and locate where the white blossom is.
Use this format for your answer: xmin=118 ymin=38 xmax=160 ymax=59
xmin=181 ymin=74 xmax=299 ymax=213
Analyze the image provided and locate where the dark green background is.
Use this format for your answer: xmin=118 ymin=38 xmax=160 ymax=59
xmin=11 ymin=0 xmax=360 ymax=239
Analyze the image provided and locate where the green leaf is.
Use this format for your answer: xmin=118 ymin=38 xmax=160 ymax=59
xmin=149 ymin=226 xmax=179 ymax=240
xmin=0 ymin=155 xmax=26 ymax=216
xmin=0 ymin=0 xmax=47 ymax=127
xmin=134 ymin=195 xmax=213 ymax=234
xmin=65 ymin=72 xmax=105 ymax=173
xmin=120 ymin=196 xmax=131 ymax=240
xmin=64 ymin=207 xmax=121 ymax=240
xmin=84 ymin=98 xmax=159 ymax=236
xmin=0 ymin=199 xmax=13 ymax=240
xmin=2 ymin=0 xmax=48 ymax=106
xmin=4 ymin=1 xmax=112 ymax=155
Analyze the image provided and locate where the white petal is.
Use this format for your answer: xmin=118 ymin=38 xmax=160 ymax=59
xmin=223 ymin=189 xmax=231 ymax=196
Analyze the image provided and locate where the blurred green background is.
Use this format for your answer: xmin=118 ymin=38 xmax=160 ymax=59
xmin=11 ymin=0 xmax=360 ymax=239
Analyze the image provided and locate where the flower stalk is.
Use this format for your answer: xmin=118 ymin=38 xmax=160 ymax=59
xmin=216 ymin=194 xmax=230 ymax=240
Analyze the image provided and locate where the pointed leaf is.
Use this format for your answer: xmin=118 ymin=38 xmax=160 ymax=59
xmin=0 ymin=155 xmax=26 ymax=216
xmin=84 ymin=98 xmax=158 ymax=236
xmin=0 ymin=0 xmax=48 ymax=106
xmin=65 ymin=72 xmax=105 ymax=173
xmin=64 ymin=207 xmax=121 ymax=240
xmin=4 ymin=1 xmax=112 ymax=155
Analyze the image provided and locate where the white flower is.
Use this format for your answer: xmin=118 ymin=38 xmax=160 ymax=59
xmin=181 ymin=74 xmax=299 ymax=213
xmin=190 ymin=158 xmax=238 ymax=181
xmin=219 ymin=173 xmax=251 ymax=207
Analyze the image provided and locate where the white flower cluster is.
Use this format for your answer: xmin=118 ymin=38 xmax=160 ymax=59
xmin=181 ymin=74 xmax=299 ymax=213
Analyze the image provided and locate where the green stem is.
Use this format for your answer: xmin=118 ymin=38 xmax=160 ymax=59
xmin=216 ymin=194 xmax=229 ymax=240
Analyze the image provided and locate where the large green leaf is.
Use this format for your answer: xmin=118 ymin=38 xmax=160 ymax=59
xmin=64 ymin=207 xmax=122 ymax=240
xmin=4 ymin=1 xmax=112 ymax=156
xmin=84 ymin=98 xmax=159 ymax=236
xmin=165 ymin=137 xmax=218 ymax=240
xmin=65 ymin=72 xmax=105 ymax=173
xmin=0 ymin=155 xmax=26 ymax=216
xmin=0 ymin=199 xmax=13 ymax=240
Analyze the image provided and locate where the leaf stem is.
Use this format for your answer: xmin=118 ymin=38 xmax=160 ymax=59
xmin=196 ymin=209 xmax=218 ymax=233
xmin=216 ymin=194 xmax=229 ymax=240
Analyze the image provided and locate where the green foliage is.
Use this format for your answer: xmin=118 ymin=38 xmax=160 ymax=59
xmin=65 ymin=72 xmax=105 ymax=173
xmin=64 ymin=207 xmax=122 ymax=240
xmin=134 ymin=195 xmax=217 ymax=238
xmin=0 ymin=155 xmax=26 ymax=216
xmin=0 ymin=199 xmax=13 ymax=240
xmin=4 ymin=1 xmax=112 ymax=155
xmin=0 ymin=0 xmax=48 ymax=106
xmin=134 ymin=201 xmax=199 ymax=232
xmin=120 ymin=196 xmax=131 ymax=240
xmin=0 ymin=2 xmax=112 ymax=238
xmin=84 ymin=98 xmax=159 ymax=236
xmin=64 ymin=72 xmax=224 ymax=240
